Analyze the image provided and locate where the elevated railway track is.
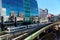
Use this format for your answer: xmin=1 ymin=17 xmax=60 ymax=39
xmin=0 ymin=22 xmax=52 ymax=40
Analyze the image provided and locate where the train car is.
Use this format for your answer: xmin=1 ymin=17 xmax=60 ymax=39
xmin=6 ymin=22 xmax=52 ymax=33
xmin=27 ymin=24 xmax=38 ymax=28
xmin=6 ymin=24 xmax=38 ymax=33
xmin=6 ymin=26 xmax=27 ymax=33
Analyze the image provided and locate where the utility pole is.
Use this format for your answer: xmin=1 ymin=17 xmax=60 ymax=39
xmin=14 ymin=17 xmax=17 ymax=27
xmin=1 ymin=16 xmax=4 ymax=31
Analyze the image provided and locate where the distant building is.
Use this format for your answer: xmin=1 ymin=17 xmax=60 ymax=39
xmin=30 ymin=16 xmax=39 ymax=23
xmin=18 ymin=12 xmax=23 ymax=17
xmin=16 ymin=17 xmax=24 ymax=22
xmin=10 ymin=11 xmax=16 ymax=17
xmin=39 ymin=9 xmax=48 ymax=18
xmin=47 ymin=14 xmax=54 ymax=22
xmin=0 ymin=0 xmax=38 ymax=22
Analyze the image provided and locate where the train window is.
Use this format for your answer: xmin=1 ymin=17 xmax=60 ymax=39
xmin=14 ymin=29 xmax=17 ymax=31
xmin=20 ymin=27 xmax=26 ymax=29
xmin=10 ymin=29 xmax=13 ymax=32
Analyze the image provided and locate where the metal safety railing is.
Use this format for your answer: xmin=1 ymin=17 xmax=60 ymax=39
xmin=24 ymin=22 xmax=60 ymax=40
xmin=12 ymin=33 xmax=27 ymax=40
xmin=0 ymin=34 xmax=11 ymax=40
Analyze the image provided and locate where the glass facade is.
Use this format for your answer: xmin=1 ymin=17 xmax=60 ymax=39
xmin=2 ymin=0 xmax=24 ymax=16
xmin=24 ymin=0 xmax=30 ymax=21
xmin=2 ymin=0 xmax=38 ymax=21
xmin=30 ymin=0 xmax=38 ymax=16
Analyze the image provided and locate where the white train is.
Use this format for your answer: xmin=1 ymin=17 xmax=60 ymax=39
xmin=6 ymin=26 xmax=27 ymax=33
xmin=28 ymin=24 xmax=38 ymax=28
xmin=6 ymin=22 xmax=52 ymax=33
xmin=6 ymin=24 xmax=39 ymax=33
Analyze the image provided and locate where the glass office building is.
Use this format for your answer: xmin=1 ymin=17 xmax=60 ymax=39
xmin=1 ymin=0 xmax=38 ymax=22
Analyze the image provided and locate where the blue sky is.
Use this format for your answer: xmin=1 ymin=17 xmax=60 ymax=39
xmin=37 ymin=0 xmax=60 ymax=15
